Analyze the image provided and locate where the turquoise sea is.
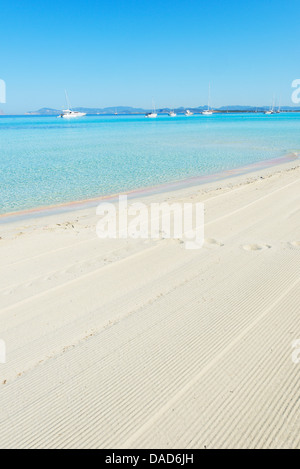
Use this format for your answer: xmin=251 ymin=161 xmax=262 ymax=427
xmin=1 ymin=113 xmax=300 ymax=214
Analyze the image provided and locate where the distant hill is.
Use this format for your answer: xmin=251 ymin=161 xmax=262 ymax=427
xmin=76 ymin=106 xmax=147 ymax=114
xmin=26 ymin=108 xmax=61 ymax=115
xmin=219 ymin=105 xmax=300 ymax=111
xmin=27 ymin=106 xmax=149 ymax=115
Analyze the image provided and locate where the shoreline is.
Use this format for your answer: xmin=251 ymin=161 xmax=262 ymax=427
xmin=1 ymin=151 xmax=299 ymax=224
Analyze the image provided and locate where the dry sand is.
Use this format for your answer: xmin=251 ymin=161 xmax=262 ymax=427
xmin=0 ymin=157 xmax=299 ymax=449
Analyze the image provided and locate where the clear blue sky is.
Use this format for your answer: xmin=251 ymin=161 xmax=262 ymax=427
xmin=1 ymin=0 xmax=299 ymax=113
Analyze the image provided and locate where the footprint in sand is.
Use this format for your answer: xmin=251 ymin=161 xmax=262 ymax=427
xmin=289 ymin=241 xmax=300 ymax=248
xmin=242 ymin=243 xmax=272 ymax=251
xmin=204 ymin=238 xmax=224 ymax=247
xmin=164 ymin=238 xmax=185 ymax=245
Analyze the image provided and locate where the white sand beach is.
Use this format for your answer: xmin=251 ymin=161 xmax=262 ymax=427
xmin=0 ymin=157 xmax=299 ymax=449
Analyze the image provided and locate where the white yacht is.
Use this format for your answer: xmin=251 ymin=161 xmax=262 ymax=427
xmin=202 ymin=84 xmax=213 ymax=115
xmin=184 ymin=109 xmax=193 ymax=116
xmin=145 ymin=112 xmax=157 ymax=118
xmin=145 ymin=100 xmax=157 ymax=118
xmin=60 ymin=109 xmax=86 ymax=118
xmin=59 ymin=91 xmax=86 ymax=118
xmin=168 ymin=110 xmax=177 ymax=117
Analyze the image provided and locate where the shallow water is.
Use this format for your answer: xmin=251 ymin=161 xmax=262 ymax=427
xmin=0 ymin=113 xmax=300 ymax=214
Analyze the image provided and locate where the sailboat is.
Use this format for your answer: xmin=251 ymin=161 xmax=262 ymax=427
xmin=184 ymin=109 xmax=193 ymax=116
xmin=264 ymin=96 xmax=275 ymax=115
xmin=202 ymin=84 xmax=213 ymax=115
xmin=145 ymin=100 xmax=157 ymax=118
xmin=168 ymin=109 xmax=177 ymax=117
xmin=59 ymin=91 xmax=86 ymax=118
xmin=276 ymin=100 xmax=281 ymax=114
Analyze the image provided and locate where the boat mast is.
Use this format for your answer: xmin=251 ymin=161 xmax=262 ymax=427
xmin=152 ymin=98 xmax=156 ymax=114
xmin=208 ymin=83 xmax=211 ymax=111
xmin=65 ymin=90 xmax=72 ymax=111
